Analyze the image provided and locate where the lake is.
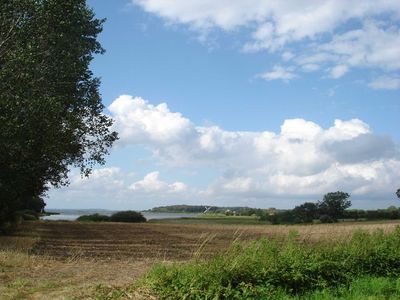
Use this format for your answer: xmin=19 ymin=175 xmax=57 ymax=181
xmin=41 ymin=209 xmax=199 ymax=221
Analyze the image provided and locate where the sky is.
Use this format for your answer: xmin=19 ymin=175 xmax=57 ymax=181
xmin=47 ymin=0 xmax=400 ymax=210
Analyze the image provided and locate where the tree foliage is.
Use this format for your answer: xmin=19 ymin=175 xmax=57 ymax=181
xmin=397 ymin=188 xmax=400 ymax=199
xmin=317 ymin=191 xmax=351 ymax=222
xmin=292 ymin=202 xmax=319 ymax=223
xmin=0 ymin=0 xmax=117 ymax=229
xmin=110 ymin=211 xmax=146 ymax=223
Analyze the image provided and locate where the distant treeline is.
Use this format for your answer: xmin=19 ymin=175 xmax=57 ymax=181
xmin=148 ymin=204 xmax=257 ymax=215
xmin=257 ymin=191 xmax=400 ymax=224
xmin=257 ymin=207 xmax=400 ymax=224
xmin=148 ymin=192 xmax=400 ymax=224
xmin=77 ymin=211 xmax=146 ymax=223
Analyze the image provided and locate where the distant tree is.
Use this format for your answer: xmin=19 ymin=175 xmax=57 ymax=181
xmin=77 ymin=213 xmax=110 ymax=222
xmin=0 ymin=0 xmax=117 ymax=230
xmin=318 ymin=191 xmax=351 ymax=222
xmin=110 ymin=211 xmax=146 ymax=223
xmin=293 ymin=202 xmax=319 ymax=223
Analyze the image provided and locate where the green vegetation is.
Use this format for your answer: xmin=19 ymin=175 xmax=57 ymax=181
xmin=110 ymin=211 xmax=146 ymax=223
xmin=77 ymin=213 xmax=111 ymax=222
xmin=17 ymin=210 xmax=41 ymax=221
xmin=141 ymin=227 xmax=400 ymax=299
xmin=0 ymin=0 xmax=117 ymax=231
xmin=151 ymin=191 xmax=400 ymax=226
xmin=148 ymin=205 xmax=259 ymax=216
xmin=77 ymin=211 xmax=146 ymax=223
xmin=95 ymin=276 xmax=400 ymax=300
xmin=257 ymin=191 xmax=400 ymax=224
xmin=318 ymin=191 xmax=351 ymax=222
xmin=260 ymin=206 xmax=400 ymax=225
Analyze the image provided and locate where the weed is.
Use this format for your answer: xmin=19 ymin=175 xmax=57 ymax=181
xmin=142 ymin=226 xmax=400 ymax=299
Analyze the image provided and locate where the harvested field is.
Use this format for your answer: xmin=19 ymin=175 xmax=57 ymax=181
xmin=4 ymin=222 xmax=399 ymax=260
xmin=9 ymin=221 xmax=248 ymax=260
xmin=1 ymin=220 xmax=400 ymax=299
xmin=6 ymin=220 xmax=400 ymax=260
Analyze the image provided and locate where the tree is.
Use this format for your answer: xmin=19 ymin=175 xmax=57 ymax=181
xmin=396 ymin=188 xmax=400 ymax=199
xmin=0 ymin=0 xmax=117 ymax=229
xmin=293 ymin=202 xmax=318 ymax=223
xmin=318 ymin=191 xmax=351 ymax=222
xmin=110 ymin=211 xmax=146 ymax=223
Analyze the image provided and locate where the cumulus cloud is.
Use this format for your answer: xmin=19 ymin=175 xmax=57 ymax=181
xmin=108 ymin=95 xmax=194 ymax=146
xmin=47 ymin=96 xmax=400 ymax=208
xmin=70 ymin=167 xmax=125 ymax=191
xmin=48 ymin=167 xmax=190 ymax=209
xmin=129 ymin=171 xmax=187 ymax=193
xmin=108 ymin=95 xmax=400 ymax=202
xmin=133 ymin=1 xmax=400 ymax=84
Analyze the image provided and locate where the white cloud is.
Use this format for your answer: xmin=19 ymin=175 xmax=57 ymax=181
xmin=134 ymin=1 xmax=400 ymax=40
xmin=306 ymin=22 xmax=400 ymax=75
xmin=259 ymin=65 xmax=297 ymax=82
xmin=129 ymin=171 xmax=187 ymax=193
xmin=48 ymin=96 xmax=400 ymax=209
xmin=107 ymin=95 xmax=400 ymax=202
xmin=133 ymin=1 xmax=400 ymax=84
xmin=302 ymin=63 xmax=320 ymax=72
xmin=108 ymin=95 xmax=195 ymax=147
xmin=369 ymin=76 xmax=400 ymax=90
xmin=48 ymin=167 xmax=190 ymax=209
xmin=282 ymin=51 xmax=294 ymax=61
xmin=329 ymin=65 xmax=349 ymax=79
xmin=70 ymin=167 xmax=124 ymax=190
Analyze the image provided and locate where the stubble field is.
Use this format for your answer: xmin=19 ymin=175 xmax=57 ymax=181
xmin=1 ymin=220 xmax=400 ymax=299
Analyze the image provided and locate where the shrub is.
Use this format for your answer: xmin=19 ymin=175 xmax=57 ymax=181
xmin=142 ymin=226 xmax=400 ymax=299
xmin=17 ymin=210 xmax=39 ymax=221
xmin=77 ymin=213 xmax=110 ymax=222
xmin=319 ymin=214 xmax=335 ymax=223
xmin=21 ymin=214 xmax=38 ymax=221
xmin=110 ymin=211 xmax=146 ymax=223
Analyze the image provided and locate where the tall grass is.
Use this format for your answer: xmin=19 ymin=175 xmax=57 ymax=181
xmin=142 ymin=227 xmax=400 ymax=299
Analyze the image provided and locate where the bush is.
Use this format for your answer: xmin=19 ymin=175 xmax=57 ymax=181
xmin=77 ymin=213 xmax=110 ymax=222
xmin=319 ymin=214 xmax=335 ymax=223
xmin=17 ymin=210 xmax=39 ymax=221
xmin=142 ymin=227 xmax=400 ymax=299
xmin=110 ymin=211 xmax=146 ymax=223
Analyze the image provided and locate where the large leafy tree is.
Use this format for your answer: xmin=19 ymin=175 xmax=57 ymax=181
xmin=0 ymin=0 xmax=117 ymax=228
xmin=318 ymin=191 xmax=351 ymax=222
xmin=396 ymin=189 xmax=400 ymax=199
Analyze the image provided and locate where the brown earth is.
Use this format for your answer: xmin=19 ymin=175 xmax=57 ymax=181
xmin=10 ymin=221 xmax=256 ymax=260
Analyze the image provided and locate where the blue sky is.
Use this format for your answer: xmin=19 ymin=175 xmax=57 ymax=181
xmin=47 ymin=0 xmax=400 ymax=210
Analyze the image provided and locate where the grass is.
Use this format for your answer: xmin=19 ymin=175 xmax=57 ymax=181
xmin=93 ymin=276 xmax=400 ymax=300
xmin=138 ymin=227 xmax=400 ymax=299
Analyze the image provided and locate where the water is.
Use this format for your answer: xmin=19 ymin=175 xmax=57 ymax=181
xmin=41 ymin=209 xmax=199 ymax=221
